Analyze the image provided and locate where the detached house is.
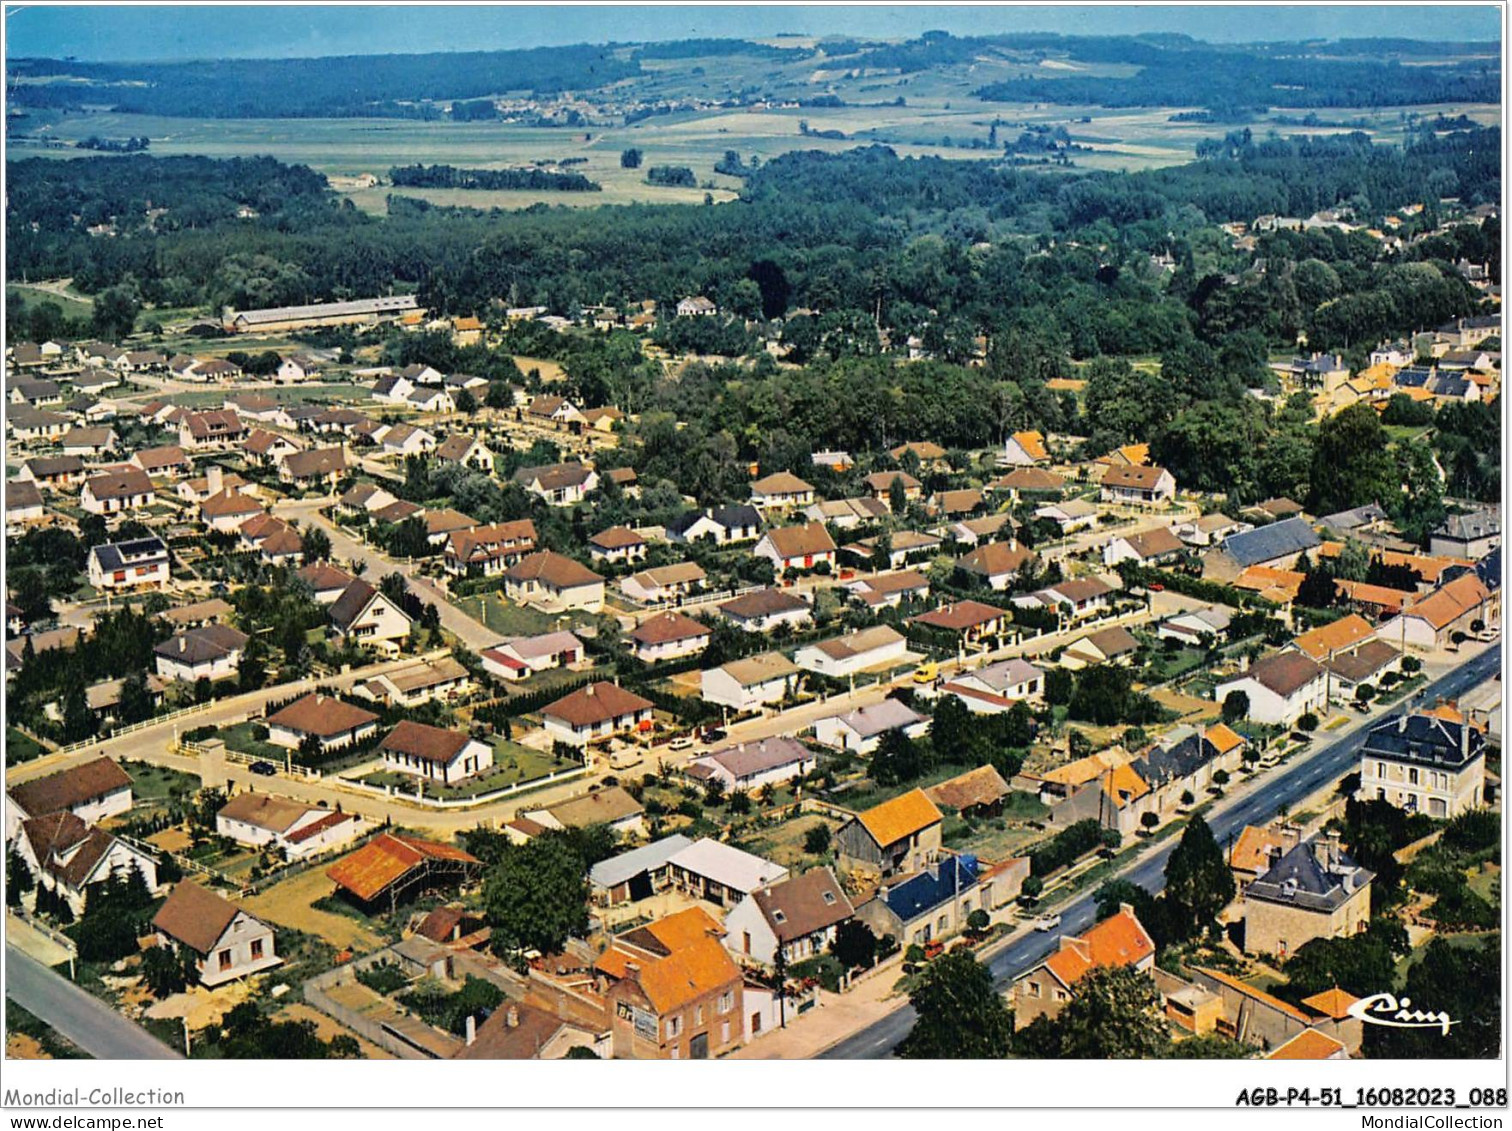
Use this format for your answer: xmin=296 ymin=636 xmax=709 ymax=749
xmin=378 ymin=721 xmax=494 ymax=786
xmin=540 ymin=681 xmax=655 ymax=747
xmin=152 ymin=882 xmax=281 ymax=987
xmin=5 ymin=757 xmax=133 ymax=843
xmin=630 ymin=612 xmax=711 ymax=663
xmin=279 ymin=446 xmax=349 ymax=489
xmin=502 ymin=551 xmax=605 ymax=613
xmin=479 ymin=631 xmax=585 ymax=682
xmin=956 ymin=540 xmax=1034 ymax=590
xmin=835 ymin=789 xmax=943 ymax=879
xmin=718 ymin=589 xmax=812 ymax=633
xmin=1377 ymin=573 xmax=1497 ymax=650
xmin=1013 ymin=906 xmax=1156 ymax=1027
xmin=812 ymin=698 xmax=928 ymax=754
xmin=669 ymin=505 xmax=762 ymax=545
xmin=216 ymin=792 xmax=362 ymax=860
xmin=909 ymin=600 xmax=1009 ymax=646
xmin=1100 ymin=464 xmax=1177 ymax=505
xmin=265 ymin=692 xmax=379 ymax=751
xmin=1103 ymin=527 xmax=1185 ymax=568
xmin=687 ymin=737 xmax=815 ymax=793
xmin=620 ymin=562 xmax=707 ymax=604
xmin=724 ymin=867 xmax=854 ymax=969
xmin=513 ymin=462 xmax=598 ymax=506
xmin=328 ymin=579 xmax=413 ymax=649
xmin=588 ymin=525 xmax=648 ymax=563
xmin=1359 ymin=712 xmax=1486 ymax=819
xmin=794 ymin=624 xmax=907 ymax=678
xmin=1242 ymin=836 xmax=1373 ymax=958
xmin=749 ymin=471 xmax=815 ymax=512
xmin=1215 ymin=651 xmax=1328 ymax=726
xmin=178 ymin=410 xmax=246 ymax=450
xmin=153 ymin=624 xmax=249 ymax=683
xmin=434 ymin=433 xmax=494 ymax=472
xmin=15 ymin=812 xmax=160 ymax=917
xmin=444 ymin=520 xmax=538 ymax=576
xmin=753 ymin=522 xmax=837 ymax=575
xmin=87 ymin=536 xmax=170 ymax=591
xmin=81 ymin=467 xmax=154 ymax=515
xmin=941 ymin=657 xmax=1045 ymax=713
xmin=1000 ymin=430 xmax=1049 ymax=467
xmin=702 ymin=652 xmax=800 ymax=712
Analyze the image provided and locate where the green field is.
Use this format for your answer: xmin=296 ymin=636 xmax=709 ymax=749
xmin=5 ymin=726 xmax=49 ymax=766
xmin=7 ymin=282 xmax=94 ymax=321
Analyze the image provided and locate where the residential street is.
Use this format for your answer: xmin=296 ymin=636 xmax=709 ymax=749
xmin=815 ymin=642 xmax=1501 ymax=1059
xmin=6 ymin=946 xmax=183 ymax=1060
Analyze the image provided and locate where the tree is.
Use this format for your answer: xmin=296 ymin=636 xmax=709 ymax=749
xmin=832 ymin=919 xmax=878 ymax=971
xmin=1019 ymin=966 xmax=1170 ymax=1058
xmin=928 ymin=694 xmax=974 ymax=763
xmin=117 ymin=669 xmax=155 ymax=725
xmin=302 ymin=526 xmax=332 ymax=562
xmin=482 ymin=833 xmax=590 ymax=956
xmin=455 ymin=389 xmax=478 ymax=416
xmin=1221 ymin=690 xmax=1249 ymax=724
xmin=140 ymin=941 xmax=195 ymax=998
xmin=1309 ymin=403 xmax=1393 ymax=515
xmin=897 ymin=951 xmax=1013 ymax=1059
xmin=92 ymin=284 xmax=141 ymax=339
xmin=1162 ymin=814 xmax=1234 ymax=941
xmin=6 ymin=847 xmax=34 ymax=907
xmin=1020 ymin=875 xmax=1043 ymax=902
xmin=619 ymin=148 xmax=643 ymax=169
xmin=966 ymin=908 xmax=990 ymax=935
xmin=1140 ymin=812 xmax=1159 ymax=834
xmin=870 ymin=728 xmax=925 ymax=787
xmin=703 ymin=777 xmax=726 ymax=807
xmin=803 ymin=823 xmax=832 ymax=855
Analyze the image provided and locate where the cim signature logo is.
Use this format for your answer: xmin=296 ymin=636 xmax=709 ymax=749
xmin=1345 ymin=992 xmax=1458 ymax=1035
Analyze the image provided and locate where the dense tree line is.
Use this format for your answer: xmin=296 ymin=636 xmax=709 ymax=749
xmin=389 ymin=164 xmax=600 ymax=192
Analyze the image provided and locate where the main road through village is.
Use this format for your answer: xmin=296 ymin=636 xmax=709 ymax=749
xmin=820 ymin=643 xmax=1502 ymax=1059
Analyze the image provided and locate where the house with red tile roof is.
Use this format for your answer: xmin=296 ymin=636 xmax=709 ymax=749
xmin=1012 ymin=905 xmax=1156 ymax=1028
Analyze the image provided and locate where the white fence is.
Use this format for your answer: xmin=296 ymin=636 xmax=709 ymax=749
xmin=335 ymin=762 xmax=590 ymax=809
xmin=48 ymin=701 xmax=220 ymax=759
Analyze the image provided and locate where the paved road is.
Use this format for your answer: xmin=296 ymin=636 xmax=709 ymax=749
xmin=820 ymin=644 xmax=1502 ymax=1059
xmin=5 ymin=946 xmax=182 ymax=1060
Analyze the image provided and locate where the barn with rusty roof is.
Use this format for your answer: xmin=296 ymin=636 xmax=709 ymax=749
xmin=326 ymin=833 xmax=481 ymax=913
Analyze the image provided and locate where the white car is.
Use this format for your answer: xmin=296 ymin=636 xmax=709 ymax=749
xmin=1032 ymin=914 xmax=1061 ymax=932
xmin=668 ymin=735 xmax=695 ymax=752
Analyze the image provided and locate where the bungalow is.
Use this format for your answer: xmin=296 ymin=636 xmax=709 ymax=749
xmin=1012 ymin=906 xmax=1155 ymax=1028
xmin=378 ymin=422 xmax=437 ymax=457
xmin=479 ymin=630 xmax=585 ymax=682
xmin=502 ymin=551 xmax=605 ymax=613
xmin=153 ymin=624 xmax=249 ymax=683
xmin=1013 ymin=578 xmax=1116 ymax=621
xmin=444 ymin=520 xmax=538 ymax=576
xmin=748 ymin=471 xmax=815 ymax=512
xmin=812 ymin=698 xmax=928 ymax=754
xmin=941 ymin=657 xmax=1045 ymax=713
xmin=619 ymin=562 xmax=707 ymax=604
xmin=17 ymin=455 xmax=87 ymax=491
xmin=843 ymin=569 xmax=930 ymax=610
xmin=1214 ymin=652 xmax=1328 ymax=726
xmin=357 ymin=656 xmax=472 ymax=707
xmin=513 ymin=462 xmax=598 ymax=507
xmin=1103 ymin=526 xmax=1185 ymax=567
xmin=956 ymin=540 xmax=1033 ymax=590
xmin=216 ymin=792 xmax=362 ymax=860
xmin=1174 ymin=512 xmax=1253 ymax=547
xmin=724 ymin=867 xmax=854 ymax=969
xmin=889 ymin=441 xmax=948 ymax=468
xmin=677 ymin=296 xmax=718 ymax=317
xmin=242 ymin=428 xmax=303 ymax=465
xmin=526 ymin=785 xmax=646 ymax=840
xmin=687 ymin=737 xmax=816 ymax=794
xmin=379 ymin=721 xmax=494 ymax=785
xmin=81 ymin=467 xmax=154 ymax=515
xmin=178 ymin=410 xmax=246 ymax=450
xmin=328 ymin=578 xmax=414 ymax=649
xmin=398 ymin=363 xmax=444 ymax=386
xmin=8 ymin=407 xmax=70 ymax=442
xmin=279 ymin=446 xmax=349 ymax=489
xmin=794 ymin=624 xmax=907 ymax=678
xmin=152 ymin=883 xmax=281 ymax=987
xmin=10 ymin=378 xmax=63 ymax=407
xmin=629 ymin=612 xmax=711 ymax=663
xmin=1061 ymin=625 xmax=1141 ymax=669
xmin=804 ymin=496 xmax=890 ymax=530
xmin=265 ymin=692 xmax=380 ymax=751
xmin=702 ymin=653 xmax=800 ymax=713
xmin=581 ymin=406 xmax=625 ymax=433
xmin=668 ymin=505 xmax=762 ymax=545
xmin=525 ymin=395 xmax=586 ymax=429
xmin=1100 ymin=464 xmax=1177 ymax=505
xmin=15 ymin=813 xmax=160 ymax=917
xmin=1000 ymin=429 xmax=1049 ymax=467
xmin=59 ymin=427 xmax=117 ymax=458
xmin=5 ymin=757 xmax=133 ymax=841
xmin=753 ymin=522 xmax=837 ymax=575
xmin=239 ymin=514 xmax=305 ymax=566
xmin=718 ymin=589 xmax=813 ymax=634
xmin=433 ymin=433 xmax=494 ymax=472
xmin=1158 ymin=606 xmax=1232 ymax=646
xmin=224 ymin=394 xmax=284 ymax=424
xmin=87 ymin=536 xmax=170 ymax=591
xmin=835 ymin=788 xmax=943 ymax=879
xmin=844 ymin=530 xmax=941 ymax=571
xmin=910 ymin=600 xmax=1009 ymax=646
xmin=540 ymin=682 xmax=655 ymax=747
xmin=1033 ymin=499 xmax=1098 ymax=536
xmin=863 ymin=470 xmax=922 ymax=506
xmin=588 ymin=525 xmax=648 ymax=563
xmin=5 ymin=479 xmax=45 ymax=533
xmin=1204 ymin=517 xmax=1321 ymax=582
xmin=666 ymin=838 xmax=788 ymax=910
xmin=130 ymin=444 xmax=191 ymax=478
xmin=200 ymin=489 xmax=265 ymax=532
xmin=1377 ymin=573 xmax=1497 ymax=650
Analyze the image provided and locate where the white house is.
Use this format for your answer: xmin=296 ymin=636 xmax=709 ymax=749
xmin=629 ymin=613 xmax=711 ymax=663
xmin=793 ymin=625 xmax=907 ymax=678
xmin=812 ymin=698 xmax=928 ymax=754
xmin=329 ymin=579 xmax=414 ymax=650
xmin=216 ymin=792 xmax=363 ymax=860
xmin=86 ymin=537 xmax=170 ymax=592
xmin=1158 ymin=606 xmax=1233 ymax=645
xmin=80 ymin=468 xmax=155 ymax=516
xmin=152 ymin=883 xmax=281 ymax=987
xmin=687 ymin=737 xmax=816 ymax=794
xmin=5 ymin=757 xmax=133 ymax=841
xmin=378 ymin=721 xmax=494 ymax=786
xmin=718 ymin=589 xmax=813 ymax=633
xmin=749 ymin=471 xmax=815 ymax=512
xmin=265 ymin=693 xmax=380 ymax=751
xmin=940 ymin=657 xmax=1045 ymax=714
xmin=14 ymin=813 xmax=160 ymax=917
xmin=1100 ymin=464 xmax=1177 ymax=505
xmin=502 ymin=551 xmax=606 ymax=613
xmin=668 ymin=505 xmax=762 ymax=545
xmin=702 ymin=653 xmax=799 ymax=712
xmin=752 ymin=522 xmax=836 ymax=575
xmin=540 ymin=682 xmax=655 ymax=747
xmin=480 ymin=631 xmax=586 ymax=682
xmin=153 ymin=625 xmax=249 ymax=683
xmin=619 ymin=562 xmax=707 ymax=604
xmin=513 ymin=463 xmax=599 ymax=507
xmin=723 ymin=867 xmax=854 ymax=968
xmin=1214 ymin=652 xmax=1328 ymax=726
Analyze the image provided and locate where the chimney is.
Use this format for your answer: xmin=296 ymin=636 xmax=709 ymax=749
xmin=465 ymin=1014 xmax=476 ymax=1046
xmin=207 ymin=465 xmax=224 ymax=496
xmin=586 ymin=684 xmax=595 ymax=697
xmin=178 ymin=637 xmax=186 ymax=653
xmin=506 ymin=1006 xmax=519 ymax=1029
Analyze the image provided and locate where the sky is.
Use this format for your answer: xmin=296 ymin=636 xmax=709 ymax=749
xmin=4 ymin=4 xmax=1502 ymax=62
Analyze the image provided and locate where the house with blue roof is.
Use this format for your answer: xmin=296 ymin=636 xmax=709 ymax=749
xmin=854 ymin=854 xmax=984 ymax=947
xmin=1203 ymin=516 xmax=1321 ymax=582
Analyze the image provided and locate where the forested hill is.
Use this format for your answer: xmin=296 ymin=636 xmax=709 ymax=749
xmin=5 ymin=44 xmax=640 ymax=118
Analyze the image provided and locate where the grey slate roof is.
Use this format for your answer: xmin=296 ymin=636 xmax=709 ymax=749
xmin=589 ymin=834 xmax=694 ymax=891
xmin=1245 ymin=840 xmax=1372 ymax=914
xmin=1218 ymin=516 xmax=1320 ymax=567
xmin=1360 ymin=713 xmax=1485 ymax=770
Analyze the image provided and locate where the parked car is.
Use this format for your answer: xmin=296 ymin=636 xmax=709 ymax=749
xmin=700 ymin=727 xmax=726 ymax=743
xmin=249 ymin=761 xmax=278 ymax=776
xmin=668 ymin=735 xmax=695 ymax=752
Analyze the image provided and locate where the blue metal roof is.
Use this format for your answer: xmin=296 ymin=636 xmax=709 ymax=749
xmin=1219 ymin=516 xmax=1320 ymax=568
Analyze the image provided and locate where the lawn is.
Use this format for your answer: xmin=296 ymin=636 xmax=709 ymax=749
xmin=6 ymin=726 xmax=48 ymax=766
xmin=736 ymin=811 xmax=842 ymax=872
xmin=217 ymin=721 xmax=289 ymax=764
xmin=356 ymin=739 xmax=578 ymax=799
xmin=121 ymin=759 xmax=201 ymax=802
xmin=454 ymin=592 xmax=571 ymax=638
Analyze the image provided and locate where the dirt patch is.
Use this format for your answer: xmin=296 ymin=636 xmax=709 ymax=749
xmin=1151 ymin=687 xmax=1221 ymax=721
xmin=148 ymin=827 xmax=193 ymax=853
xmin=276 ymin=1001 xmax=393 ymax=1059
xmin=241 ymin=867 xmax=386 ymax=952
xmin=513 ymin=356 xmax=565 ymax=383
